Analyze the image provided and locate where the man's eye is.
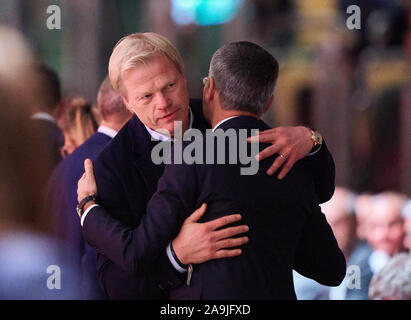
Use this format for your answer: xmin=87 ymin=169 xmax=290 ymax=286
xmin=143 ymin=94 xmax=152 ymax=99
xmin=168 ymin=83 xmax=175 ymax=88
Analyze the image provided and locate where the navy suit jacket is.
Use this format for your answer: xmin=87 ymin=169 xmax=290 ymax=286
xmin=83 ymin=116 xmax=345 ymax=299
xmin=83 ymin=101 xmax=339 ymax=299
xmin=31 ymin=118 xmax=64 ymax=171
xmin=47 ymin=131 xmax=111 ymax=299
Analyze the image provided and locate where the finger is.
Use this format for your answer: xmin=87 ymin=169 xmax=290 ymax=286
xmin=247 ymin=131 xmax=278 ymax=143
xmin=77 ymin=173 xmax=86 ymax=184
xmin=184 ymin=203 xmax=207 ymax=224
xmin=246 ymin=129 xmax=260 ymax=139
xmin=255 ymin=144 xmax=281 ymax=161
xmin=84 ymin=158 xmax=94 ymax=176
xmin=206 ymin=213 xmax=242 ymax=231
xmin=213 ymin=225 xmax=249 ymax=240
xmin=212 ymin=249 xmax=242 ymax=259
xmin=278 ymin=157 xmax=296 ymax=180
xmin=255 ymin=128 xmax=277 ymax=136
xmin=266 ymin=155 xmax=286 ymax=176
xmin=216 ymin=237 xmax=249 ymax=250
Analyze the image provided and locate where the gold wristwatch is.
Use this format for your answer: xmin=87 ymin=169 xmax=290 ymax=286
xmin=310 ymin=130 xmax=323 ymax=152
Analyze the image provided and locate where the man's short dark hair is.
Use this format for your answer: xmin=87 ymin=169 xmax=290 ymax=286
xmin=209 ymin=41 xmax=279 ymax=116
xmin=36 ymin=64 xmax=61 ymax=112
xmin=97 ymin=76 xmax=127 ymax=119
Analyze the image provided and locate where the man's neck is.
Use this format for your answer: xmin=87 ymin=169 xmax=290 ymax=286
xmin=210 ymin=107 xmax=258 ymax=129
xmin=99 ymin=120 xmax=124 ymax=133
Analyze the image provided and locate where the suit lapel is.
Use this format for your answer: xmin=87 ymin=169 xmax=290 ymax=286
xmin=128 ymin=115 xmax=165 ymax=204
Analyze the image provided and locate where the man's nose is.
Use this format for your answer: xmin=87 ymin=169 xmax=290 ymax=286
xmin=155 ymin=92 xmax=170 ymax=110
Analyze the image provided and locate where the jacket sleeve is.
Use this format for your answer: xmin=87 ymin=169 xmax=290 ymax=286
xmin=83 ymin=159 xmax=197 ymax=278
xmin=299 ymin=139 xmax=335 ymax=204
xmin=293 ymin=201 xmax=347 ymax=286
xmin=82 ymin=153 xmax=191 ymax=299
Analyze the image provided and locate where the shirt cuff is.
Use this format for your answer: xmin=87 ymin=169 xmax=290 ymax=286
xmin=166 ymin=243 xmax=187 ymax=273
xmin=80 ymin=204 xmax=99 ymax=227
xmin=308 ymin=143 xmax=322 ymax=156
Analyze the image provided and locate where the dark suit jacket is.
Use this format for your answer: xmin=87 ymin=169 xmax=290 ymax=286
xmin=31 ymin=118 xmax=64 ymax=171
xmin=83 ymin=113 xmax=343 ymax=299
xmin=47 ymin=131 xmax=111 ymax=299
xmin=84 ymin=99 xmax=209 ymax=299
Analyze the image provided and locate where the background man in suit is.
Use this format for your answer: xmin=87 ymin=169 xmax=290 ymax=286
xmin=353 ymin=192 xmax=407 ymax=299
xmin=31 ymin=64 xmax=64 ymax=172
xmin=78 ymin=41 xmax=346 ymax=299
xmin=47 ymin=77 xmax=132 ymax=299
xmin=76 ymin=33 xmax=337 ymax=299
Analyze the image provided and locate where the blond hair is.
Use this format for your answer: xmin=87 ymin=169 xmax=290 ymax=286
xmin=108 ymin=32 xmax=184 ymax=97
xmin=56 ymin=95 xmax=99 ymax=147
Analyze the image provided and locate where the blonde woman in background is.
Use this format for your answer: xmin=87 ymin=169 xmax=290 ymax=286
xmin=55 ymin=96 xmax=99 ymax=158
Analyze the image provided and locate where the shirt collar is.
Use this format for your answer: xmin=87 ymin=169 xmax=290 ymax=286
xmin=97 ymin=126 xmax=118 ymax=139
xmin=144 ymin=107 xmax=194 ymax=141
xmin=212 ymin=116 xmax=240 ymax=132
xmin=31 ymin=112 xmax=55 ymax=123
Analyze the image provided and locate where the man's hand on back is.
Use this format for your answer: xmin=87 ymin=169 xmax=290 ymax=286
xmin=247 ymin=126 xmax=313 ymax=179
xmin=172 ymin=203 xmax=249 ymax=265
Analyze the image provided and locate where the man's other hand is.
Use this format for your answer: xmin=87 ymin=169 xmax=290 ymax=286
xmin=77 ymin=158 xmax=98 ymax=203
xmin=247 ymin=126 xmax=312 ymax=179
xmin=172 ymin=203 xmax=249 ymax=265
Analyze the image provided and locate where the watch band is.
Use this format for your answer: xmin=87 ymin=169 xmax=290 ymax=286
xmin=170 ymin=242 xmax=189 ymax=269
xmin=76 ymin=195 xmax=96 ymax=218
xmin=170 ymin=242 xmax=193 ymax=286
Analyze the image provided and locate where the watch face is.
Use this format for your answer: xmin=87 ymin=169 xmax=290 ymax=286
xmin=314 ymin=132 xmax=322 ymax=144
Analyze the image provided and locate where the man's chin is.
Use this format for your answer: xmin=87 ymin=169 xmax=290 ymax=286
xmin=153 ymin=122 xmax=180 ymax=137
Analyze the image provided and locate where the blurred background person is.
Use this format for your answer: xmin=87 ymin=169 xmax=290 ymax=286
xmin=0 ymin=25 xmax=80 ymax=299
xmin=46 ymin=77 xmax=132 ymax=299
xmin=322 ymin=187 xmax=366 ymax=300
xmin=353 ymin=193 xmax=375 ymax=242
xmin=55 ymin=95 xmax=99 ymax=158
xmin=405 ymin=217 xmax=411 ymax=253
xmin=354 ymin=191 xmax=408 ymax=299
xmin=30 ymin=64 xmax=64 ymax=172
xmin=368 ymin=252 xmax=411 ymax=300
xmin=403 ymin=200 xmax=411 ymax=252
xmin=322 ymin=187 xmax=358 ymax=259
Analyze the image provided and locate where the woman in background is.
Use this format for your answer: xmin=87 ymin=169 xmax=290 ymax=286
xmin=55 ymin=96 xmax=99 ymax=158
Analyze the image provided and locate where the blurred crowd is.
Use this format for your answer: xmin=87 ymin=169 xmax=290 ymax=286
xmin=294 ymin=187 xmax=411 ymax=300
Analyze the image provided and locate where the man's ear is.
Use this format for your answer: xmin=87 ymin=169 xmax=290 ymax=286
xmin=203 ymin=77 xmax=215 ymax=103
xmin=122 ymin=95 xmax=130 ymax=109
xmin=263 ymin=95 xmax=274 ymax=114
